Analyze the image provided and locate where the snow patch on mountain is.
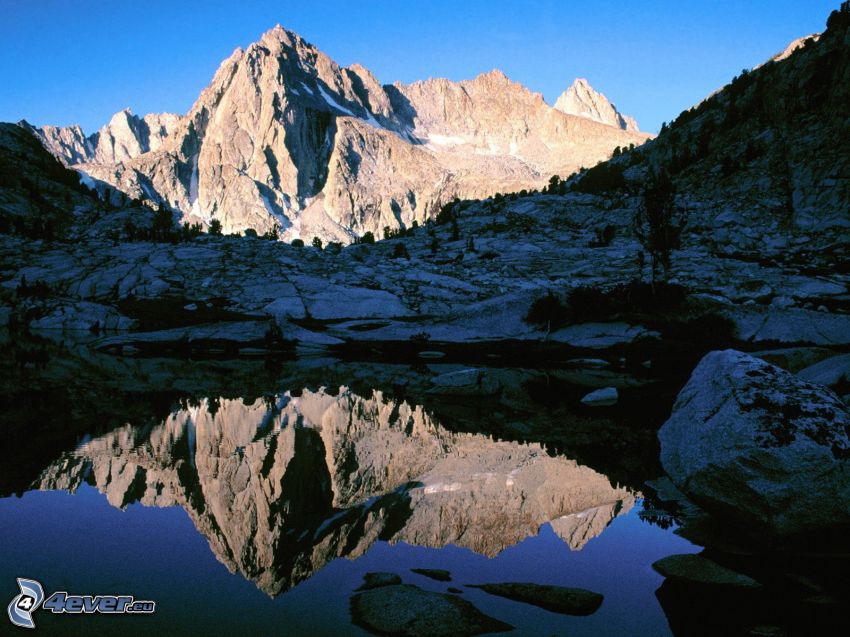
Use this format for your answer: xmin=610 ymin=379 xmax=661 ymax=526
xmin=317 ymin=84 xmax=355 ymax=117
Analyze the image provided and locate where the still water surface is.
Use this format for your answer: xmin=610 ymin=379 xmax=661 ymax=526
xmin=1 ymin=382 xmax=698 ymax=636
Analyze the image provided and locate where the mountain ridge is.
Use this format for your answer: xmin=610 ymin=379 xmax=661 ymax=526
xmin=27 ymin=24 xmax=649 ymax=242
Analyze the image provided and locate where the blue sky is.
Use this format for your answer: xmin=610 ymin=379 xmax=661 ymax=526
xmin=0 ymin=1 xmax=837 ymax=134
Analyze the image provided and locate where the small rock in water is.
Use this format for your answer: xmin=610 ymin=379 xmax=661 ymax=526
xmin=652 ymin=554 xmax=761 ymax=589
xmin=411 ymin=568 xmax=452 ymax=582
xmin=580 ymin=386 xmax=618 ymax=406
xmin=468 ymin=582 xmax=603 ymax=616
xmin=770 ymin=296 xmax=796 ymax=309
xmin=566 ymin=358 xmax=610 ymax=369
xmin=350 ymin=584 xmax=512 ymax=636
xmin=358 ymin=572 xmax=403 ymax=591
xmin=418 ymin=350 xmax=446 ymax=360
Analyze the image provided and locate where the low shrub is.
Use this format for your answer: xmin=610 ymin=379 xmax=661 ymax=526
xmin=391 ymin=242 xmax=410 ymax=259
xmin=567 ymin=281 xmax=687 ymax=321
xmin=525 ymin=292 xmax=570 ymax=330
xmin=588 ymin=224 xmax=617 ymax=248
xmin=572 ymin=162 xmax=627 ymax=195
xmin=436 ymin=201 xmax=457 ymax=225
xmin=16 ymin=277 xmax=53 ymax=299
xmin=662 ymin=313 xmax=736 ymax=347
xmin=566 ymin=286 xmax=616 ymax=321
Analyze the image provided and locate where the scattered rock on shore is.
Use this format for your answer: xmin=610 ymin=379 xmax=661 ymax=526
xmin=652 ymin=554 xmax=761 ymax=588
xmin=468 ymin=582 xmax=603 ymax=616
xmin=427 ymin=369 xmax=500 ymax=396
xmin=350 ymin=584 xmax=512 ymax=636
xmin=580 ymin=386 xmax=618 ymax=406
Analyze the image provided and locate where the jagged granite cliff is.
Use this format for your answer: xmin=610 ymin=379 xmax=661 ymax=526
xmin=26 ymin=110 xmax=180 ymax=165
xmin=27 ymin=25 xmax=648 ymax=242
xmin=554 ymin=78 xmax=639 ymax=132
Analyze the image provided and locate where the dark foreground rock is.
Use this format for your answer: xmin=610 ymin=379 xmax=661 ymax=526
xmin=655 ymin=578 xmax=767 ymax=637
xmin=358 ymin=572 xmax=403 ymax=591
xmin=350 ymin=584 xmax=512 ymax=636
xmin=427 ymin=369 xmax=500 ymax=396
xmin=95 ymin=320 xmax=294 ymax=356
xmin=468 ymin=582 xmax=603 ymax=616
xmin=652 ymin=554 xmax=761 ymax=588
xmin=411 ymin=568 xmax=452 ymax=582
xmin=659 ymin=350 xmax=850 ymax=540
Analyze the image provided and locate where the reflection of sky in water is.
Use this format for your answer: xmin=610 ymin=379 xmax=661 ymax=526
xmin=0 ymin=485 xmax=699 ymax=636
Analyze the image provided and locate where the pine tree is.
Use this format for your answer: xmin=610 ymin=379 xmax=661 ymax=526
xmin=633 ymin=171 xmax=684 ymax=291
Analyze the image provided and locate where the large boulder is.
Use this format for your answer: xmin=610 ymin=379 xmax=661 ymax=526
xmin=658 ymin=350 xmax=850 ymax=540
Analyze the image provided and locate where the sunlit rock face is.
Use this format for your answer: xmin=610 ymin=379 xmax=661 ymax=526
xmin=32 ymin=25 xmax=648 ymax=243
xmin=31 ymin=110 xmax=181 ymax=166
xmin=554 ymin=78 xmax=640 ymax=132
xmin=36 ymin=388 xmax=634 ymax=595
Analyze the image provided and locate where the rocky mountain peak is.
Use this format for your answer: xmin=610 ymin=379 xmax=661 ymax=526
xmin=554 ymin=78 xmax=640 ymax=132
xmin=477 ymin=68 xmax=510 ymax=83
xmin=260 ymin=23 xmax=305 ymax=48
xmin=21 ymin=119 xmax=93 ymax=166
xmin=109 ymin=107 xmax=134 ymax=123
xmin=89 ymin=108 xmax=181 ymax=164
xmin=27 ymin=25 xmax=648 ymax=242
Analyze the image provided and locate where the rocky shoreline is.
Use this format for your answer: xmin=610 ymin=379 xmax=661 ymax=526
xmin=3 ymin=190 xmax=849 ymax=358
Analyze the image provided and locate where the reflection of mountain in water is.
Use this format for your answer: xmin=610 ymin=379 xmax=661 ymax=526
xmin=36 ymin=387 xmax=634 ymax=595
